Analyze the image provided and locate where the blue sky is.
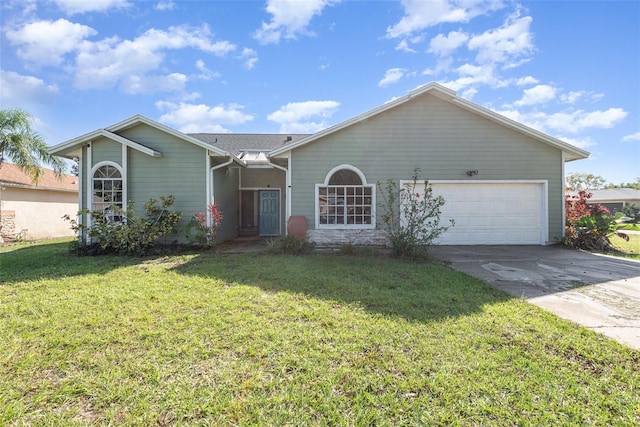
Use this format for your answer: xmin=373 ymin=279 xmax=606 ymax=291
xmin=1 ymin=0 xmax=638 ymax=184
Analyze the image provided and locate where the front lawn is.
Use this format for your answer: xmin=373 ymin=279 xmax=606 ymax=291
xmin=609 ymin=232 xmax=640 ymax=260
xmin=1 ymin=241 xmax=638 ymax=425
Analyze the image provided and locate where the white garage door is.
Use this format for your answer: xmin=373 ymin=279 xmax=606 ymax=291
xmin=410 ymin=181 xmax=546 ymax=245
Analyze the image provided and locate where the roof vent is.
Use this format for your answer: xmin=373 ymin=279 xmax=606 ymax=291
xmin=285 ymin=135 xmax=292 ymax=142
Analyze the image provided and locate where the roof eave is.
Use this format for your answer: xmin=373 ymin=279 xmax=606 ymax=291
xmin=268 ymin=81 xmax=590 ymax=162
xmin=49 ymin=129 xmax=162 ymax=158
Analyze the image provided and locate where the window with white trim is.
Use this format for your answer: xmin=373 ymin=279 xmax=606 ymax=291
xmin=317 ymin=166 xmax=374 ymax=228
xmin=92 ymin=163 xmax=123 ymax=221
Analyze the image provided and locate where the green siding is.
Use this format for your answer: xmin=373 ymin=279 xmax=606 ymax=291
xmin=120 ymin=125 xmax=207 ymax=242
xmin=290 ymin=94 xmax=565 ymax=243
xmin=213 ymin=167 xmax=239 ymax=242
xmin=91 ymin=138 xmax=122 ymax=167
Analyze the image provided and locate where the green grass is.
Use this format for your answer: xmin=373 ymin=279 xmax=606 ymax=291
xmin=1 ymin=241 xmax=639 ymax=426
xmin=608 ymin=233 xmax=640 ymax=260
xmin=616 ymin=223 xmax=640 ymax=232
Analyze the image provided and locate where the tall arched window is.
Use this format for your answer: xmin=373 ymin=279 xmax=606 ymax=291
xmin=316 ymin=165 xmax=374 ymax=228
xmin=92 ymin=163 xmax=123 ymax=221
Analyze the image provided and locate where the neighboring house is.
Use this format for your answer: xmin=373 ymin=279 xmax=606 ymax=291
xmin=0 ymin=163 xmax=78 ymax=240
xmin=49 ymin=82 xmax=589 ymax=246
xmin=587 ymin=188 xmax=640 ymax=213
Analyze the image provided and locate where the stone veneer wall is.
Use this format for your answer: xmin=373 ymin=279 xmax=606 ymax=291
xmin=0 ymin=210 xmax=16 ymax=237
xmin=306 ymin=229 xmax=389 ymax=247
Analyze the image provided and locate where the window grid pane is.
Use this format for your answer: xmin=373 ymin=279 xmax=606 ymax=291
xmin=319 ymin=185 xmax=372 ymax=225
xmin=93 ymin=166 xmax=123 ymax=221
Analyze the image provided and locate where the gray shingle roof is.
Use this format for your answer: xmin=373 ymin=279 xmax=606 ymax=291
xmin=188 ymin=133 xmax=310 ymax=156
xmin=589 ymin=188 xmax=640 ymax=201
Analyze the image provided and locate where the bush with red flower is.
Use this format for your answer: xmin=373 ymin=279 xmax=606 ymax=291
xmin=563 ymin=190 xmax=628 ymax=251
xmin=186 ymin=203 xmax=224 ymax=247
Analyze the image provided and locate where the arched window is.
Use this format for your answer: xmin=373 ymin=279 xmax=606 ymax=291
xmin=316 ymin=165 xmax=374 ymax=228
xmin=92 ymin=163 xmax=123 ymax=221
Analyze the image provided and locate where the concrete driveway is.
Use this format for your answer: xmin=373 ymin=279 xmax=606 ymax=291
xmin=430 ymin=245 xmax=640 ymax=350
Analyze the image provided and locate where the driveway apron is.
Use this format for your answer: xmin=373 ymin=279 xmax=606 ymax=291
xmin=430 ymin=245 xmax=640 ymax=350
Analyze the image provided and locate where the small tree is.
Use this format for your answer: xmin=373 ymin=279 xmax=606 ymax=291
xmin=378 ymin=168 xmax=453 ymax=258
xmin=185 ymin=202 xmax=224 ymax=246
xmin=563 ymin=190 xmax=628 ymax=251
xmin=0 ymin=108 xmax=66 ymax=182
xmin=566 ymin=172 xmax=607 ymax=191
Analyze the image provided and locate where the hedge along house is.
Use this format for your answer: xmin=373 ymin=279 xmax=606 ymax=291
xmin=49 ymin=82 xmax=589 ymax=246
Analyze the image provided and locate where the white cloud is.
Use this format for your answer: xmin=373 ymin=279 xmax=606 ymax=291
xmin=395 ymin=40 xmax=416 ymax=53
xmin=194 ymin=60 xmax=220 ymax=81
xmin=460 ymin=87 xmax=478 ymax=99
xmin=443 ymin=62 xmax=500 ymax=90
xmin=120 ymin=72 xmax=187 ymax=95
xmin=560 ymin=90 xmax=583 ymax=104
xmin=496 ymin=107 xmax=628 ymax=134
xmin=155 ymin=1 xmax=175 ymax=11
xmin=156 ymin=101 xmax=254 ymax=133
xmin=515 ymin=76 xmax=539 ymax=86
xmin=467 ymin=13 xmax=534 ymax=66
xmin=378 ymin=68 xmax=407 ymax=87
xmin=387 ymin=0 xmax=504 ymax=38
xmin=5 ymin=18 xmax=96 ymax=67
xmin=239 ymin=48 xmax=259 ymax=70
xmin=74 ymin=25 xmax=236 ymax=91
xmin=557 ymin=136 xmax=596 ymax=150
xmin=253 ymin=0 xmax=339 ymax=44
xmin=427 ymin=12 xmax=535 ymax=95
xmin=0 ymin=70 xmax=59 ymax=107
xmin=428 ymin=30 xmax=469 ymax=56
xmin=267 ymin=100 xmax=340 ymax=133
xmin=622 ymin=132 xmax=640 ymax=142
xmin=514 ymin=84 xmax=557 ymax=106
xmin=51 ymin=0 xmax=131 ymax=14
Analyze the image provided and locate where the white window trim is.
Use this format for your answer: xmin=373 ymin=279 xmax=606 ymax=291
xmin=315 ymin=164 xmax=376 ymax=230
xmin=91 ymin=161 xmax=125 ymax=219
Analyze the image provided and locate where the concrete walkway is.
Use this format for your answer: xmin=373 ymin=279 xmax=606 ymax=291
xmin=431 ymin=245 xmax=640 ymax=350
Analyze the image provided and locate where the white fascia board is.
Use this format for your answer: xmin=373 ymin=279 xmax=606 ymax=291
xmin=49 ymin=129 xmax=162 ymax=158
xmin=268 ymin=81 xmax=589 ymax=163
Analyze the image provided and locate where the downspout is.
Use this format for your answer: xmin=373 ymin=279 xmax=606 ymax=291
xmin=267 ymin=158 xmax=289 ymax=235
xmin=209 ymin=154 xmax=235 ymax=227
xmin=561 ymin=152 xmax=566 ymax=239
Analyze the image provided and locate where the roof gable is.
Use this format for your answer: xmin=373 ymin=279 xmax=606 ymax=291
xmin=268 ymin=82 xmax=590 ymax=162
xmin=49 ymin=115 xmax=242 ymax=163
xmin=589 ymin=188 xmax=640 ymax=201
xmin=49 ymin=128 xmax=162 ymax=158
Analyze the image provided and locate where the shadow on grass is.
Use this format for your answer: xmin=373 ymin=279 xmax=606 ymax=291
xmin=0 ymin=241 xmax=142 ymax=283
xmin=2 ymin=240 xmax=512 ymax=323
xmin=170 ymin=251 xmax=512 ymax=324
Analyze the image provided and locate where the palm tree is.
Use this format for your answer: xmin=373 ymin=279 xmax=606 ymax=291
xmin=0 ymin=108 xmax=66 ymax=183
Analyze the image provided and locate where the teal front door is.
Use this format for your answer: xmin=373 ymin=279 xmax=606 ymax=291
xmin=259 ymin=190 xmax=280 ymax=235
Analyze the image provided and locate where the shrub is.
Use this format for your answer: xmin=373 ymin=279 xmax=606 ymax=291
xmin=64 ymin=195 xmax=182 ymax=256
xmin=265 ymin=235 xmax=316 ymax=255
xmin=621 ymin=204 xmax=640 ymax=222
xmin=563 ymin=190 xmax=628 ymax=251
xmin=377 ymin=168 xmax=453 ymax=258
xmin=185 ymin=203 xmax=224 ymax=247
